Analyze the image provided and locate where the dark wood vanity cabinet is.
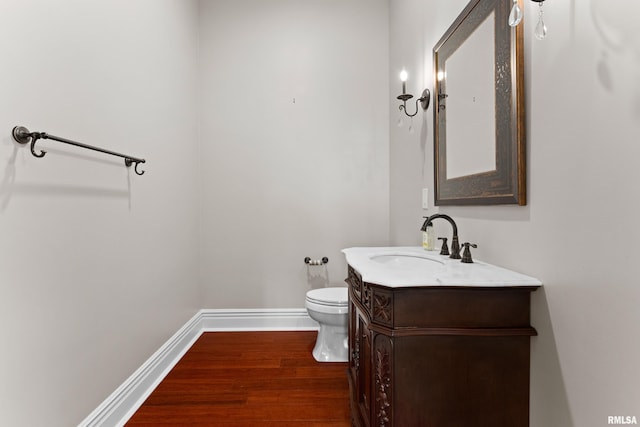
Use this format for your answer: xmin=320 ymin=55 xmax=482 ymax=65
xmin=346 ymin=265 xmax=539 ymax=427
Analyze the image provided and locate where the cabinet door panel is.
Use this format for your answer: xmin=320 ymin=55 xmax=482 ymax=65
xmin=358 ymin=313 xmax=372 ymax=425
xmin=349 ymin=302 xmax=359 ymax=386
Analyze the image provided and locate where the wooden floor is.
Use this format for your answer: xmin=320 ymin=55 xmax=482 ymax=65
xmin=126 ymin=331 xmax=351 ymax=426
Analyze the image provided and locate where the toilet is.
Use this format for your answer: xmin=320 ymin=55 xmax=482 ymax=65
xmin=305 ymin=287 xmax=349 ymax=362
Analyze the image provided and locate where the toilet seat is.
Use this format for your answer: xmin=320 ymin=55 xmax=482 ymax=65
xmin=305 ymin=287 xmax=348 ymax=315
xmin=306 ymin=287 xmax=348 ymax=307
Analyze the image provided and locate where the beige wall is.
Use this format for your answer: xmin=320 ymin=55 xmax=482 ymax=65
xmin=198 ymin=0 xmax=390 ymax=309
xmin=0 ymin=1 xmax=201 ymax=425
xmin=389 ymin=0 xmax=640 ymax=425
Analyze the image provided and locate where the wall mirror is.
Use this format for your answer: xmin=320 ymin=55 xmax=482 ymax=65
xmin=433 ymin=0 xmax=525 ymax=205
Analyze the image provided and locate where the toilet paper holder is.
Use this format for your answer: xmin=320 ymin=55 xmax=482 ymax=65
xmin=304 ymin=257 xmax=329 ymax=266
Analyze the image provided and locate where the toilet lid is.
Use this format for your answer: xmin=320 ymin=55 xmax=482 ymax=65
xmin=306 ymin=287 xmax=348 ymax=307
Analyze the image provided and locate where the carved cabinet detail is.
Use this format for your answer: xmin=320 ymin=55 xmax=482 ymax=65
xmin=374 ymin=334 xmax=392 ymax=427
xmin=372 ymin=288 xmax=393 ymax=326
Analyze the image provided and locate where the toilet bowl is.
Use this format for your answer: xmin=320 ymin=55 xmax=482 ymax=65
xmin=305 ymin=287 xmax=349 ymax=362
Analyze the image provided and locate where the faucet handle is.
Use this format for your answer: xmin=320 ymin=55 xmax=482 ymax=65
xmin=438 ymin=237 xmax=449 ymax=256
xmin=461 ymin=243 xmax=478 ymax=264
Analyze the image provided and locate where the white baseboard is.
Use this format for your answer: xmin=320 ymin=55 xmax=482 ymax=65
xmin=200 ymin=308 xmax=319 ymax=331
xmin=78 ymin=308 xmax=317 ymax=427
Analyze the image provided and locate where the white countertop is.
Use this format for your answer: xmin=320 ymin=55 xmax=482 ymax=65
xmin=342 ymin=246 xmax=542 ymax=288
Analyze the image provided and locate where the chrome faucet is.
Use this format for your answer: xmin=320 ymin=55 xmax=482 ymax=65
xmin=421 ymin=214 xmax=461 ymax=259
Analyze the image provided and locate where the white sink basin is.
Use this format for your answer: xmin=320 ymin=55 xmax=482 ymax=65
xmin=342 ymin=246 xmax=542 ymax=288
xmin=370 ymin=254 xmax=444 ymax=269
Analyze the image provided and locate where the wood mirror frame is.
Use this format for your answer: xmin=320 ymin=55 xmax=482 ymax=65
xmin=433 ymin=0 xmax=526 ymax=206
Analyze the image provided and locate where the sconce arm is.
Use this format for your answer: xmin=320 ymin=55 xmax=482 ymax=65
xmin=398 ymin=89 xmax=430 ymax=117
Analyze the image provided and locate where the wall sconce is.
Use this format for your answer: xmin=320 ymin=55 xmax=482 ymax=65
xmin=397 ymin=69 xmax=430 ymax=132
xmin=509 ymin=0 xmax=547 ymax=40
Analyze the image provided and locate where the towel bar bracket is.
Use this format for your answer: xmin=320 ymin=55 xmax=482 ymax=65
xmin=12 ymin=126 xmax=32 ymax=145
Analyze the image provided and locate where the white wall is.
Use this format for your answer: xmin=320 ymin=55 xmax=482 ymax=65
xmin=390 ymin=0 xmax=640 ymax=425
xmin=0 ymin=1 xmax=201 ymax=426
xmin=199 ymin=0 xmax=390 ymax=308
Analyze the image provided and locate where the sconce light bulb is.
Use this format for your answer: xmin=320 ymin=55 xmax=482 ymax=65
xmin=400 ymin=69 xmax=408 ymax=95
xmin=437 ymin=71 xmax=445 ymax=82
